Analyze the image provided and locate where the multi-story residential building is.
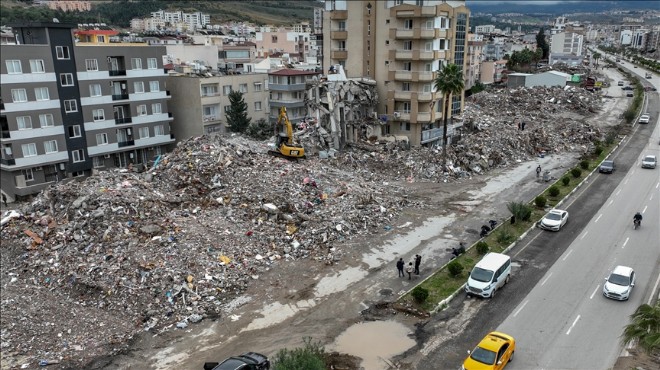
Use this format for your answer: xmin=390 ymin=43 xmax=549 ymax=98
xmin=42 ymin=1 xmax=91 ymax=12
xmin=268 ymin=69 xmax=320 ymax=124
xmin=1 ymin=22 xmax=174 ymax=202
xmin=150 ymin=10 xmax=211 ymax=31
xmin=255 ymin=27 xmax=311 ymax=61
xmin=466 ymin=33 xmax=483 ymax=89
xmin=74 ymin=24 xmax=117 ymax=44
xmin=168 ymin=72 xmax=269 ymax=139
xmin=479 ymin=59 xmax=507 ymax=84
xmin=130 ymin=17 xmax=167 ymax=32
xmin=474 ymin=25 xmax=495 ymax=34
xmin=549 ymin=31 xmax=583 ymax=65
xmin=323 ymin=0 xmax=470 ymax=147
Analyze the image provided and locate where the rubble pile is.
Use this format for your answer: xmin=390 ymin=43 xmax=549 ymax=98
xmin=0 ymin=134 xmax=418 ymax=368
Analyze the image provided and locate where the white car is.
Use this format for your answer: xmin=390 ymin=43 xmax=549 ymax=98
xmin=539 ymin=209 xmax=569 ymax=231
xmin=641 ymin=155 xmax=657 ymax=169
xmin=603 ymin=266 xmax=636 ymax=301
xmin=638 ymin=114 xmax=650 ymax=124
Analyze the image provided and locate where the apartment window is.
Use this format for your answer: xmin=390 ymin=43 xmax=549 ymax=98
xmin=64 ymin=100 xmax=77 ymax=113
xmin=404 ymin=19 xmax=413 ymax=30
xmin=22 ymin=168 xmax=34 ymax=182
xmin=72 ymin=149 xmax=84 ymax=163
xmin=203 ymin=105 xmax=218 ymax=117
xmin=35 ymin=87 xmax=49 ymax=101
xmin=403 ymin=62 xmax=412 ymax=71
xmin=223 ymin=85 xmax=232 ymax=95
xmin=6 ymin=60 xmax=22 ymax=74
xmin=402 ymin=83 xmax=410 ymax=92
xmin=96 ymin=133 xmax=108 ymax=145
xmin=423 ymin=84 xmax=432 ymax=92
xmin=425 ymin=41 xmax=433 ymax=51
xmin=151 ymin=103 xmax=162 ymax=114
xmin=60 ymin=73 xmax=74 ymax=86
xmin=201 ymin=84 xmax=217 ymax=96
xmin=55 ymin=46 xmax=70 ymax=59
xmin=271 ymin=35 xmax=278 ymax=43
xmin=22 ymin=143 xmax=37 ymax=157
xmin=154 ymin=125 xmax=165 ymax=136
xmin=338 ymin=40 xmax=346 ymax=51
xmin=139 ymin=127 xmax=150 ymax=139
xmin=72 ymin=171 xmax=84 ymax=177
xmin=89 ymin=84 xmax=102 ymax=97
xmin=425 ymin=63 xmax=433 ymax=72
xmin=149 ymin=81 xmax=160 ymax=92
xmin=134 ymin=81 xmax=145 ymax=93
xmin=93 ymin=156 xmax=104 ymax=168
xmin=44 ymin=140 xmax=58 ymax=153
xmin=11 ymin=89 xmax=27 ymax=102
xmin=440 ymin=17 xmax=449 ymax=29
xmin=254 ymin=83 xmax=262 ymax=92
xmin=131 ymin=58 xmax=142 ymax=70
xmin=39 ymin=114 xmax=54 ymax=127
xmin=17 ymin=116 xmax=32 ymax=130
xmin=402 ymin=102 xmax=411 ymax=113
xmin=93 ymin=109 xmax=105 ymax=121
xmin=68 ymin=125 xmax=81 ymax=138
xmin=416 ymin=0 xmax=424 ymax=5
xmin=403 ymin=41 xmax=412 ymax=51
xmin=400 ymin=122 xmax=411 ymax=131
xmin=147 ymin=58 xmax=157 ymax=69
xmin=30 ymin=59 xmax=45 ymax=73
xmin=425 ymin=20 xmax=433 ymax=29
xmin=338 ymin=21 xmax=346 ymax=31
xmin=97 ymin=35 xmax=105 ymax=43
xmin=254 ymin=101 xmax=262 ymax=111
xmin=224 ymin=105 xmax=231 ymax=113
xmin=85 ymin=59 xmax=98 ymax=71
xmin=137 ymin=104 xmax=147 ymax=116
xmin=439 ymin=39 xmax=447 ymax=50
xmin=239 ymin=83 xmax=248 ymax=93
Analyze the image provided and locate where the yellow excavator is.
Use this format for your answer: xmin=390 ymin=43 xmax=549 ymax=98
xmin=269 ymin=106 xmax=306 ymax=159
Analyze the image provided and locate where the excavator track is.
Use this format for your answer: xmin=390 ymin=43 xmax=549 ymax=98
xmin=268 ymin=150 xmax=305 ymax=161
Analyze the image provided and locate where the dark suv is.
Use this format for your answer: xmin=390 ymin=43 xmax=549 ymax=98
xmin=204 ymin=352 xmax=270 ymax=370
xmin=599 ymin=160 xmax=615 ymax=174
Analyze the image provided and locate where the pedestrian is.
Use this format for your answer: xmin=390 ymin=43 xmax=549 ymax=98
xmin=521 ymin=122 xmax=526 ymax=130
xmin=1 ymin=193 xmax=6 ymax=207
xmin=414 ymin=254 xmax=421 ymax=275
xmin=406 ymin=262 xmax=414 ymax=280
xmin=536 ymin=165 xmax=542 ymax=178
xmin=396 ymin=258 xmax=405 ymax=278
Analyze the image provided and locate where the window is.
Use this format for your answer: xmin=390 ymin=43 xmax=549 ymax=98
xmin=96 ymin=133 xmax=108 ymax=145
xmin=403 ymin=62 xmax=412 ymax=71
xmin=201 ymin=84 xmax=217 ymax=96
xmin=85 ymin=59 xmax=98 ymax=71
xmin=416 ymin=0 xmax=424 ymax=5
xmin=223 ymin=85 xmax=232 ymax=95
xmin=17 ymin=116 xmax=32 ymax=130
xmin=55 ymin=46 xmax=70 ymax=59
xmin=400 ymin=122 xmax=411 ymax=131
xmin=403 ymin=41 xmax=412 ymax=51
xmin=89 ymin=84 xmax=102 ymax=97
xmin=60 ymin=73 xmax=74 ymax=86
xmin=22 ymin=143 xmax=37 ymax=157
xmin=425 ymin=41 xmax=433 ymax=51
xmin=224 ymin=105 xmax=231 ymax=113
xmin=439 ymin=39 xmax=447 ymax=50
xmin=425 ymin=63 xmax=433 ymax=72
xmin=423 ymin=84 xmax=432 ymax=93
xmin=271 ymin=35 xmax=278 ymax=43
xmin=72 ymin=149 xmax=84 ymax=163
xmin=68 ymin=125 xmax=81 ymax=138
xmin=64 ymin=100 xmax=77 ymax=113
xmin=97 ymin=35 xmax=105 ymax=43
xmin=11 ymin=89 xmax=27 ymax=102
xmin=338 ymin=40 xmax=346 ymax=51
xmin=338 ymin=21 xmax=346 ymax=31
xmin=402 ymin=82 xmax=410 ymax=92
xmin=147 ymin=58 xmax=158 ymax=69
xmin=39 ymin=114 xmax=54 ymax=128
xmin=139 ymin=127 xmax=150 ymax=139
xmin=35 ymin=87 xmax=49 ymax=101
xmin=30 ymin=59 xmax=45 ymax=73
xmin=149 ymin=81 xmax=160 ymax=92
xmin=254 ymin=83 xmax=262 ymax=92
xmin=22 ymin=168 xmax=34 ymax=182
xmin=254 ymin=101 xmax=262 ymax=111
xmin=154 ymin=125 xmax=165 ymax=136
xmin=137 ymin=104 xmax=147 ymax=116
xmin=93 ymin=156 xmax=104 ymax=168
xmin=134 ymin=81 xmax=145 ymax=93
xmin=6 ymin=60 xmax=22 ymax=74
xmin=93 ymin=109 xmax=105 ymax=121
xmin=402 ymin=102 xmax=411 ymax=113
xmin=131 ymin=58 xmax=142 ymax=70
xmin=425 ymin=20 xmax=433 ymax=30
xmin=404 ymin=19 xmax=413 ymax=30
xmin=72 ymin=171 xmax=84 ymax=177
xmin=44 ymin=140 xmax=58 ymax=153
xmin=151 ymin=103 xmax=162 ymax=114
xmin=239 ymin=83 xmax=248 ymax=93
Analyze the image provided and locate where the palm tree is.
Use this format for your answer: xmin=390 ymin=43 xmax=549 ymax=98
xmin=433 ymin=63 xmax=464 ymax=171
xmin=621 ymin=303 xmax=660 ymax=355
xmin=592 ymin=52 xmax=601 ymax=68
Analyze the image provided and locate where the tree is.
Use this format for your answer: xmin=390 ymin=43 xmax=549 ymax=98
xmin=621 ymin=303 xmax=660 ymax=356
xmin=592 ymin=51 xmax=601 ymax=68
xmin=225 ymin=90 xmax=251 ymax=133
xmin=273 ymin=338 xmax=325 ymax=370
xmin=433 ymin=63 xmax=464 ymax=171
xmin=536 ymin=28 xmax=550 ymax=60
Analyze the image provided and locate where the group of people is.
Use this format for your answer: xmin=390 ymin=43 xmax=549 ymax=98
xmin=396 ymin=255 xmax=422 ymax=280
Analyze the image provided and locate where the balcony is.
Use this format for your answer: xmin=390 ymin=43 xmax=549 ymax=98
xmin=394 ymin=91 xmax=412 ymax=100
xmin=435 ymin=29 xmax=448 ymax=38
xmin=394 ymin=70 xmax=413 ymax=81
xmin=1 ymin=157 xmax=15 ymax=166
xmin=417 ymin=112 xmax=432 ymax=123
xmin=417 ymin=92 xmax=433 ymax=102
xmin=331 ymin=50 xmax=347 ymax=59
xmin=419 ymin=51 xmax=435 ymax=60
xmin=331 ymin=31 xmax=348 ymax=39
xmin=1 ymin=131 xmax=10 ymax=139
xmin=112 ymin=94 xmax=129 ymax=101
xmin=394 ymin=29 xmax=414 ymax=39
xmin=115 ymin=117 xmax=132 ymax=124
xmin=395 ymin=50 xmax=413 ymax=60
xmin=421 ymin=127 xmax=443 ymax=144
xmin=392 ymin=5 xmax=436 ymax=18
xmin=417 ymin=71 xmax=435 ymax=82
xmin=393 ymin=111 xmax=411 ymax=121
xmin=118 ymin=140 xmax=135 ymax=148
xmin=420 ymin=28 xmax=435 ymax=39
xmin=109 ymin=69 xmax=126 ymax=76
xmin=330 ymin=10 xmax=347 ymax=20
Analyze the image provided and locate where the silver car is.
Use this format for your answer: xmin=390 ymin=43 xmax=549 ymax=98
xmin=641 ymin=155 xmax=657 ymax=169
xmin=603 ymin=266 xmax=635 ymax=301
xmin=539 ymin=209 xmax=569 ymax=231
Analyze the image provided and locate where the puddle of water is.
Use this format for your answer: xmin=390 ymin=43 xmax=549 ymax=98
xmin=330 ymin=320 xmax=416 ymax=370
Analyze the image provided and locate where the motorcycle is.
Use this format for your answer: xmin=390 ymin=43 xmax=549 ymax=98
xmin=633 ymin=218 xmax=641 ymax=230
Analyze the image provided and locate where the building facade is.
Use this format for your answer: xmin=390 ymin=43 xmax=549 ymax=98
xmin=1 ymin=22 xmax=174 ymax=201
xmin=323 ymin=0 xmax=470 ymax=146
xmin=268 ymin=69 xmax=320 ymax=124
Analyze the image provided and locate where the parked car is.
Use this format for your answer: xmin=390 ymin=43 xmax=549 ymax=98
xmin=462 ymin=331 xmax=515 ymax=370
xmin=599 ymin=160 xmax=615 ymax=173
xmin=638 ymin=114 xmax=650 ymax=124
xmin=204 ymin=352 xmax=270 ymax=370
xmin=603 ymin=265 xmax=636 ymax=301
xmin=539 ymin=209 xmax=569 ymax=231
xmin=641 ymin=155 xmax=657 ymax=169
xmin=617 ymin=81 xmax=624 ymax=86
xmin=626 ymin=92 xmax=634 ymax=97
xmin=621 ymin=86 xmax=634 ymax=90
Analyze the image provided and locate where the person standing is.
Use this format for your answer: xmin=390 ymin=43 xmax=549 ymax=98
xmin=406 ymin=262 xmax=414 ymax=280
xmin=414 ymin=255 xmax=421 ymax=275
xmin=396 ymin=258 xmax=405 ymax=278
xmin=1 ymin=193 xmax=6 ymax=207
xmin=536 ymin=165 xmax=542 ymax=178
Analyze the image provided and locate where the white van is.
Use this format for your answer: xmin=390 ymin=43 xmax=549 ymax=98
xmin=465 ymin=252 xmax=511 ymax=298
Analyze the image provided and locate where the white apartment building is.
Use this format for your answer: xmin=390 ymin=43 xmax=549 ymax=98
xmin=474 ymin=25 xmax=495 ymax=34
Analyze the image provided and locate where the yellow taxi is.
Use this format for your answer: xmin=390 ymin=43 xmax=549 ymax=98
xmin=462 ymin=331 xmax=515 ymax=370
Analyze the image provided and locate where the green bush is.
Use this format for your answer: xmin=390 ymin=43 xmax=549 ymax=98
xmin=411 ymin=286 xmax=430 ymax=303
xmin=245 ymin=118 xmax=273 ymax=140
xmin=476 ymin=241 xmax=489 ymax=254
xmin=594 ymin=146 xmax=603 ymax=156
xmin=273 ymin=338 xmax=325 ymax=370
xmin=580 ymin=160 xmax=589 ymax=170
xmin=605 ymin=131 xmax=618 ymax=145
xmin=495 ymin=227 xmax=514 ymax=245
xmin=562 ymin=176 xmax=570 ymax=186
xmin=571 ymin=168 xmax=582 ymax=178
xmin=535 ymin=195 xmax=547 ymax=208
xmin=507 ymin=201 xmax=532 ymax=221
xmin=548 ymin=186 xmax=560 ymax=197
xmin=447 ymin=261 xmax=464 ymax=277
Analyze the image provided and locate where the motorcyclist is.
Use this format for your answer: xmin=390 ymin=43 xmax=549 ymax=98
xmin=633 ymin=212 xmax=643 ymax=225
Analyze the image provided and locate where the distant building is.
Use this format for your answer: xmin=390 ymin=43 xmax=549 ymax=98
xmin=150 ymin=10 xmax=211 ymax=31
xmin=480 ymin=60 xmax=507 ymax=84
xmin=268 ymin=69 xmax=320 ymax=124
xmin=74 ymin=24 xmax=118 ymax=44
xmin=550 ymin=32 xmax=583 ymax=56
xmin=507 ymin=71 xmax=569 ymax=88
xmin=466 ymin=33 xmax=484 ymax=89
xmin=475 ymin=25 xmax=495 ymax=34
xmin=41 ymin=1 xmax=91 ymax=12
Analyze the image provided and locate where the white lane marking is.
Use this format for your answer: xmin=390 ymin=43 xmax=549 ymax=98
xmin=566 ymin=315 xmax=581 ymax=335
xmin=616 ymin=189 xmax=622 ymax=195
xmin=513 ymin=300 xmax=529 ymax=317
xmin=590 ymin=285 xmax=600 ymax=299
xmin=595 ymin=214 xmax=603 ymax=223
xmin=562 ymin=249 xmax=573 ymax=261
xmin=622 ymin=237 xmax=629 ymax=249
xmin=649 ymin=273 xmax=660 ymax=305
xmin=642 ymin=206 xmax=647 ymax=213
xmin=624 ymin=178 xmax=629 ymax=184
xmin=541 ymin=273 xmax=553 ymax=286
xmin=580 ymin=231 xmax=588 ymax=240
xmin=608 ymin=199 xmax=614 ymax=206
xmin=651 ymin=194 xmax=654 ymax=201
xmin=656 ymin=182 xmax=659 ymax=189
